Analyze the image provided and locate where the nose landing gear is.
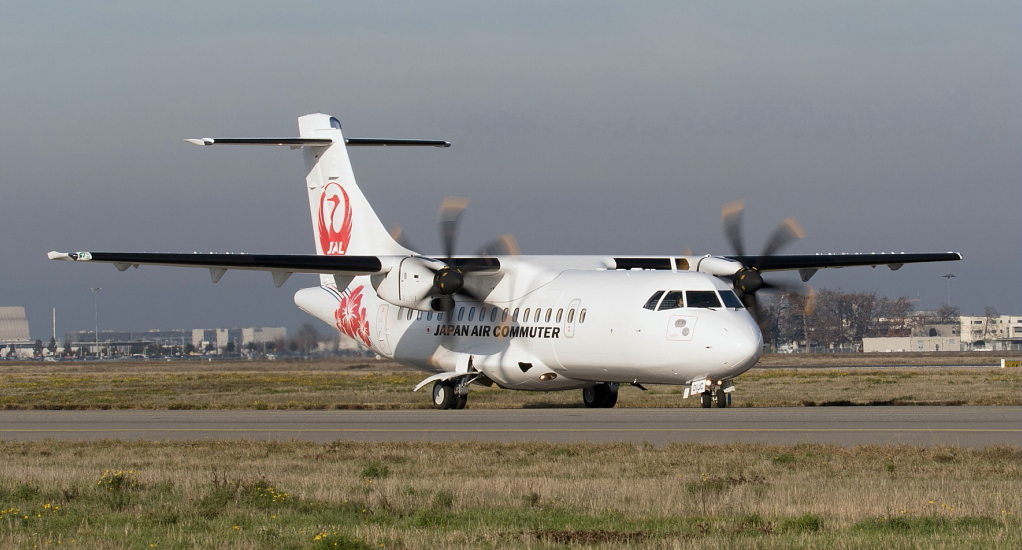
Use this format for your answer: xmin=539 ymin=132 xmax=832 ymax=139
xmin=689 ymin=379 xmax=733 ymax=408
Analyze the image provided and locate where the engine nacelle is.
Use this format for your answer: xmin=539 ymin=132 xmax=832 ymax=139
xmin=372 ymin=257 xmax=444 ymax=310
xmin=694 ymin=255 xmax=744 ymax=277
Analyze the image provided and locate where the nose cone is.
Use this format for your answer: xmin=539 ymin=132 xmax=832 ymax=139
xmin=717 ymin=312 xmax=762 ymax=377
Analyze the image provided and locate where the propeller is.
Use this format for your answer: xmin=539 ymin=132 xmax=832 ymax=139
xmin=428 ymin=197 xmax=470 ymax=311
xmin=721 ymin=200 xmax=807 ymax=324
xmin=427 ymin=197 xmax=517 ymax=312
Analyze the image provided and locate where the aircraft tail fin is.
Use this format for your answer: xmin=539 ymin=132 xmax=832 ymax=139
xmin=187 ymin=113 xmax=450 ymax=287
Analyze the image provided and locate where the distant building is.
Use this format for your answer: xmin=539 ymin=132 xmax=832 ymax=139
xmin=65 ymin=326 xmax=287 ymax=355
xmin=862 ymin=314 xmax=1022 ymax=352
xmin=0 ymin=306 xmax=31 ymax=343
xmin=862 ymin=336 xmax=960 ymax=353
xmin=959 ymin=315 xmax=1022 ymax=350
xmin=190 ymin=327 xmax=286 ymax=350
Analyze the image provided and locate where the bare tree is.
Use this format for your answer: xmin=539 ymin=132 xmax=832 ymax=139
xmin=297 ymin=323 xmax=322 ymax=352
xmin=935 ymin=303 xmax=961 ymax=325
xmin=764 ymin=289 xmax=915 ymax=350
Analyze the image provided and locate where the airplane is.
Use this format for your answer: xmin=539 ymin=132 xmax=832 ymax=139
xmin=48 ymin=113 xmax=962 ymax=410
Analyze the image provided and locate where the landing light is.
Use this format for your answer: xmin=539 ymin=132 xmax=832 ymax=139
xmin=538 ymin=373 xmax=557 ymax=381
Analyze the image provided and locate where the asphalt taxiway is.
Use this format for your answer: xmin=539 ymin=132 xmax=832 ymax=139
xmin=0 ymin=407 xmax=1018 ymax=447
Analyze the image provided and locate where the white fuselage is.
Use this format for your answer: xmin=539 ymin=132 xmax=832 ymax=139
xmin=296 ymin=256 xmax=763 ymax=391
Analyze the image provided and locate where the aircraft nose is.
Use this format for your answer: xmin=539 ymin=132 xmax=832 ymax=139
xmin=719 ymin=313 xmax=762 ymax=374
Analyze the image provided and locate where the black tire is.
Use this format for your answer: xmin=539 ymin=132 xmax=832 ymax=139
xmin=583 ymin=383 xmax=618 ymax=408
xmin=714 ymin=387 xmax=728 ymax=408
xmin=601 ymin=383 xmax=619 ymax=408
xmin=432 ymin=381 xmax=454 ymax=410
xmin=453 ymin=393 xmax=468 ymax=410
xmin=700 ymin=393 xmax=712 ymax=408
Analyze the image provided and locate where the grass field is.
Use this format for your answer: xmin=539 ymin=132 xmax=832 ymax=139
xmin=0 ymin=354 xmax=1018 ymax=548
xmin=0 ymin=354 xmax=1018 ymax=410
xmin=0 ymin=440 xmax=1018 ymax=549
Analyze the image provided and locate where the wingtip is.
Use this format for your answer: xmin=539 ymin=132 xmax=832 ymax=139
xmin=184 ymin=138 xmax=213 ymax=146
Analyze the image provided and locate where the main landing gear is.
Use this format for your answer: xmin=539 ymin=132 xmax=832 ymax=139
xmin=432 ymin=379 xmax=469 ymax=410
xmin=582 ymin=382 xmax=619 ymax=408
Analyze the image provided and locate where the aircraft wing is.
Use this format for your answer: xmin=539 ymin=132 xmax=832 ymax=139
xmin=723 ymin=252 xmax=962 ymax=281
xmin=46 ymin=250 xmax=502 ymax=287
xmin=47 ymin=251 xmax=386 ymax=287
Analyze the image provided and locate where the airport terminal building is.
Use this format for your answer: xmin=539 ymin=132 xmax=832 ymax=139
xmin=63 ymin=326 xmax=286 ymax=355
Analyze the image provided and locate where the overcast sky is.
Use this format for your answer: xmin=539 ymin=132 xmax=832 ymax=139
xmin=1 ymin=1 xmax=1018 ymax=340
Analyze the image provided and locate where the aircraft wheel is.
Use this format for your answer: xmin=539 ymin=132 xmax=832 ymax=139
xmin=601 ymin=383 xmax=619 ymax=408
xmin=714 ymin=387 xmax=728 ymax=408
xmin=583 ymin=383 xmax=617 ymax=408
xmin=453 ymin=393 xmax=468 ymax=410
xmin=432 ymin=381 xmax=455 ymax=410
xmin=700 ymin=393 xmax=712 ymax=408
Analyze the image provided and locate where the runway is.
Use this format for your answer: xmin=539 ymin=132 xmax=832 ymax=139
xmin=0 ymin=407 xmax=1018 ymax=447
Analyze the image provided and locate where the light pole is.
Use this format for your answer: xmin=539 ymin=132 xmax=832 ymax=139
xmin=941 ymin=274 xmax=955 ymax=306
xmin=91 ymin=287 xmax=101 ymax=357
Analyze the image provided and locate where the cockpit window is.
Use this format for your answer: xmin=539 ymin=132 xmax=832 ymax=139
xmin=686 ymin=290 xmax=722 ymax=308
xmin=643 ymin=291 xmax=665 ymax=310
xmin=657 ymin=290 xmax=685 ymax=311
xmin=720 ymin=290 xmax=745 ymax=309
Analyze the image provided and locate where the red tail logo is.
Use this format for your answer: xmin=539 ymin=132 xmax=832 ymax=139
xmin=317 ymin=183 xmax=353 ymax=255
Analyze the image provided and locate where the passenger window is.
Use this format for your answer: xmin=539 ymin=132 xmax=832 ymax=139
xmin=720 ymin=290 xmax=745 ymax=309
xmin=567 ymin=309 xmax=575 ymax=323
xmin=457 ymin=307 xmax=465 ymax=321
xmin=438 ymin=312 xmax=444 ymax=321
xmin=545 ymin=308 xmax=552 ymax=322
xmin=416 ymin=311 xmax=422 ymax=320
xmin=658 ymin=290 xmax=684 ymax=311
xmin=687 ymin=290 xmax=722 ymax=308
xmin=556 ymin=309 xmax=563 ymax=323
xmin=534 ymin=309 xmax=541 ymax=323
xmin=579 ymin=309 xmax=587 ymax=323
xmin=468 ymin=307 xmax=475 ymax=322
xmin=427 ymin=312 xmax=433 ymax=321
xmin=502 ymin=308 xmax=509 ymax=322
xmin=491 ymin=308 xmax=499 ymax=323
xmin=523 ymin=308 xmax=530 ymax=322
xmin=479 ymin=307 xmax=486 ymax=320
xmin=644 ymin=291 xmax=665 ymax=310
xmin=513 ymin=308 xmax=519 ymax=321
xmin=407 ymin=308 xmax=413 ymax=320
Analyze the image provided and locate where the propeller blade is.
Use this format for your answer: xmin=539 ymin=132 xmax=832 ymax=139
xmin=758 ymin=216 xmax=806 ymax=259
xmin=438 ymin=196 xmax=469 ymax=261
xmin=476 ymin=234 xmax=520 ymax=257
xmin=742 ymin=292 xmax=763 ymax=326
xmin=721 ymin=199 xmax=746 ymax=257
xmin=803 ymin=286 xmax=818 ymax=317
xmin=759 ymin=278 xmax=807 ymax=295
xmin=388 ymin=224 xmax=417 ymax=252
